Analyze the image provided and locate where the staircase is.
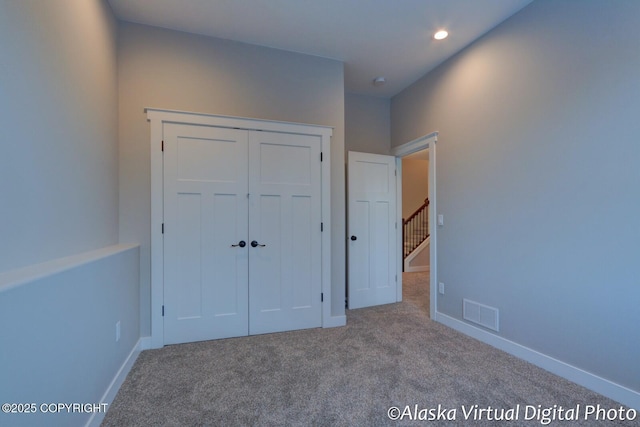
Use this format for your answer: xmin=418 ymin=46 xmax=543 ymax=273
xmin=403 ymin=198 xmax=429 ymax=260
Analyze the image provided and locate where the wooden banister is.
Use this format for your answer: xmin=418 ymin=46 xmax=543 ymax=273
xmin=404 ymin=198 xmax=429 ymax=225
xmin=402 ymin=198 xmax=430 ymax=260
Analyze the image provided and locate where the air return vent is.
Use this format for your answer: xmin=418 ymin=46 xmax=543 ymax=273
xmin=463 ymin=299 xmax=499 ymax=332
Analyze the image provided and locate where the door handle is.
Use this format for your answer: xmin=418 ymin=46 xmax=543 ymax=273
xmin=251 ymin=240 xmax=266 ymax=248
xmin=231 ymin=240 xmax=246 ymax=248
xmin=350 ymin=235 xmax=357 ymax=241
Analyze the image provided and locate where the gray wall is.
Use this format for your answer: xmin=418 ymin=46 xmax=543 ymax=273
xmin=391 ymin=0 xmax=640 ymax=392
xmin=0 ymin=0 xmax=119 ymax=273
xmin=0 ymin=5 xmax=142 ymax=426
xmin=0 ymin=245 xmax=140 ymax=427
xmin=345 ymin=93 xmax=390 ymax=155
xmin=117 ymin=23 xmax=346 ymax=334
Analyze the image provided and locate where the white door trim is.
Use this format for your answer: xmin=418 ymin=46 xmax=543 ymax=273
xmin=392 ymin=132 xmax=438 ymax=319
xmin=147 ymin=108 xmax=333 ymax=348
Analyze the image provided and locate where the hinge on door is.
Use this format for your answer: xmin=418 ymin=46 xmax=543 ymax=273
xmin=162 ymin=305 xmax=165 ymax=316
xmin=394 ymin=169 xmax=397 ymax=176
xmin=321 ymin=293 xmax=324 ymax=302
xmin=321 ymin=222 xmax=324 ymax=232
xmin=162 ymin=223 xmax=164 ymax=234
xmin=161 ymin=140 xmax=164 ymax=151
xmin=395 ymin=275 xmax=398 ymax=282
xmin=320 ymin=152 xmax=323 ymax=162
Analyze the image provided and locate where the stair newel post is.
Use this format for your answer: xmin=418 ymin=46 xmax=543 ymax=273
xmin=402 ymin=218 xmax=405 ymax=270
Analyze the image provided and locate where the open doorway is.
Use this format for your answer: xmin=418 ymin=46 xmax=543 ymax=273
xmin=401 ymin=148 xmax=430 ymax=315
xmin=393 ymin=132 xmax=437 ymax=320
xmin=402 ymin=149 xmax=430 ymax=273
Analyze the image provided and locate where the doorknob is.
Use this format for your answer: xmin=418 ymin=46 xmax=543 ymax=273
xmin=231 ymin=240 xmax=246 ymax=248
xmin=350 ymin=235 xmax=357 ymax=241
xmin=251 ymin=240 xmax=266 ymax=248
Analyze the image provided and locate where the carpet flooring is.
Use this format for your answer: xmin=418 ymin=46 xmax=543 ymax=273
xmin=102 ymin=273 xmax=634 ymax=426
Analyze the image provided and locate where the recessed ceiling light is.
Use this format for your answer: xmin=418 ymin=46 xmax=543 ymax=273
xmin=372 ymin=77 xmax=386 ymax=87
xmin=434 ymin=30 xmax=449 ymax=40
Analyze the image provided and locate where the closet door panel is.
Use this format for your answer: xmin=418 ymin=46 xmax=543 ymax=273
xmin=248 ymin=131 xmax=322 ymax=334
xmin=163 ymin=124 xmax=249 ymax=345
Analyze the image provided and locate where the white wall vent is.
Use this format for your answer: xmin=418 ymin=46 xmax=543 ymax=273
xmin=463 ymin=299 xmax=499 ymax=332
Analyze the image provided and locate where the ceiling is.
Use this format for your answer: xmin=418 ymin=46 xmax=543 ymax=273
xmin=108 ymin=0 xmax=533 ymax=98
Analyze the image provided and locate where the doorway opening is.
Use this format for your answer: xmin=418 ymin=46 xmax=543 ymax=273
xmin=400 ymin=148 xmax=430 ymax=315
xmin=392 ymin=132 xmax=437 ymax=320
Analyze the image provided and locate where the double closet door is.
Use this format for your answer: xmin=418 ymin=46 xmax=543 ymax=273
xmin=162 ymin=123 xmax=322 ymax=345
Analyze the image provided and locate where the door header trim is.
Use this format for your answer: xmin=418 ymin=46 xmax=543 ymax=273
xmin=391 ymin=131 xmax=438 ymax=158
xmin=146 ymin=108 xmax=333 ymax=137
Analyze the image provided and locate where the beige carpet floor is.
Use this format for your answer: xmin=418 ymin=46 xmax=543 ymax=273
xmin=102 ymin=272 xmax=633 ymax=426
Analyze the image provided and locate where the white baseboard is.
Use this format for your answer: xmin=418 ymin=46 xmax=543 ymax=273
xmin=324 ymin=314 xmax=347 ymax=328
xmin=435 ymin=312 xmax=640 ymax=410
xmin=86 ymin=338 xmax=146 ymax=427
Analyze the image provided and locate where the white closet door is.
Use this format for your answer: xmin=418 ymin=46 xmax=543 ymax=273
xmin=163 ymin=124 xmax=249 ymax=345
xmin=347 ymin=151 xmax=397 ymax=309
xmin=248 ymin=131 xmax=322 ymax=334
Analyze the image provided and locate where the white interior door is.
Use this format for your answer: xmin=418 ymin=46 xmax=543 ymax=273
xmin=348 ymin=151 xmax=397 ymax=309
xmin=163 ymin=124 xmax=322 ymax=344
xmin=248 ymin=131 xmax=322 ymax=334
xmin=163 ymin=124 xmax=249 ymax=345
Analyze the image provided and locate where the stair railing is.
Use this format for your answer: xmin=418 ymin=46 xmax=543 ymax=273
xmin=402 ymin=198 xmax=429 ymax=259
